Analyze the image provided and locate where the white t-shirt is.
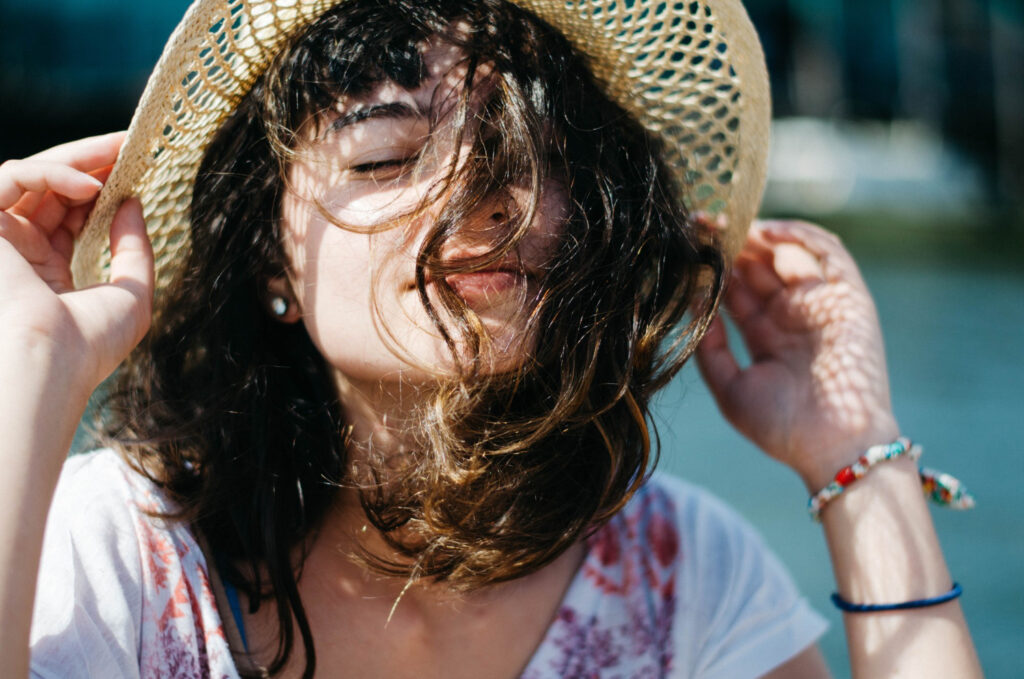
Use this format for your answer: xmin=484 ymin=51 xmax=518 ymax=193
xmin=30 ymin=450 xmax=827 ymax=678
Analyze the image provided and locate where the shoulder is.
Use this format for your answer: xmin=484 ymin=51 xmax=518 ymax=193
xmin=638 ymin=471 xmax=777 ymax=577
xmin=583 ymin=471 xmax=772 ymax=587
xmin=39 ymin=449 xmax=188 ymax=580
xmin=30 ymin=450 xmax=237 ymax=679
xmin=641 ymin=472 xmax=829 ymax=679
xmin=49 ymin=448 xmax=180 ymax=519
xmin=35 ymin=449 xmax=181 ymax=611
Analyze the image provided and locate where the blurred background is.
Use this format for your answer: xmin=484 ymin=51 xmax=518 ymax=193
xmin=2 ymin=0 xmax=1021 ymax=675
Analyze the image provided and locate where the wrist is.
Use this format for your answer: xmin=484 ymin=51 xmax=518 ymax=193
xmin=819 ymin=455 xmax=953 ymax=595
xmin=0 ymin=333 xmax=95 ymax=425
xmin=796 ymin=417 xmax=901 ymax=493
xmin=0 ymin=327 xmax=96 ymax=405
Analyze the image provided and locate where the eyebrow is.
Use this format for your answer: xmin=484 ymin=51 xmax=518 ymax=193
xmin=328 ymin=101 xmax=423 ymax=132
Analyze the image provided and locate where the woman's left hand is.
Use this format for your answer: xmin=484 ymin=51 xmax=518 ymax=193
xmin=696 ymin=220 xmax=899 ymax=491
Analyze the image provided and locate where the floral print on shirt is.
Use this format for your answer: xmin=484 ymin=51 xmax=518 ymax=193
xmin=520 ymin=481 xmax=682 ymax=679
xmin=121 ymin=465 xmax=239 ymax=679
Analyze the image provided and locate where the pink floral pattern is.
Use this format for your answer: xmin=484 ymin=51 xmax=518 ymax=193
xmin=119 ymin=465 xmax=239 ymax=679
xmin=520 ymin=480 xmax=682 ymax=679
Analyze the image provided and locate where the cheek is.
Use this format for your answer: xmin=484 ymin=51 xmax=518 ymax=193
xmin=540 ymin=183 xmax=570 ymax=238
xmin=515 ymin=182 xmax=570 ymax=264
xmin=280 ymin=191 xmax=366 ymax=326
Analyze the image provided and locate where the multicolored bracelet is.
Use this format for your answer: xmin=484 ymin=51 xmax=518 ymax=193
xmin=807 ymin=437 xmax=975 ymax=521
xmin=920 ymin=467 xmax=975 ymax=510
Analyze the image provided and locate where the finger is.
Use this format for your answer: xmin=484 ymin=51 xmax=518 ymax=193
xmin=0 ymin=210 xmax=51 ymax=264
xmin=745 ymin=222 xmax=827 ymax=287
xmin=108 ymin=198 xmax=155 ymax=326
xmin=27 ymin=132 xmax=126 ymax=171
xmin=738 ymin=223 xmax=778 ymax=258
xmin=691 ymin=211 xmax=728 ymax=240
xmin=49 ymin=227 xmax=76 ymax=273
xmin=14 ymin=166 xmax=111 ymax=225
xmin=25 ymin=186 xmax=99 ymax=236
xmin=0 ymin=159 xmax=104 ymax=212
xmin=771 ymin=243 xmax=826 ymax=286
xmin=64 ymin=199 xmax=154 ymax=362
xmin=724 ymin=269 xmax=789 ymax=360
xmin=756 ymin=219 xmax=838 ymax=255
xmin=722 ymin=269 xmax=760 ymax=324
xmin=87 ymin=165 xmax=115 ymax=187
xmin=8 ymin=188 xmax=45 ymax=220
xmin=736 ymin=256 xmax=784 ymax=299
xmin=8 ymin=134 xmax=122 ymax=218
xmin=61 ymin=203 xmax=93 ymax=238
xmin=696 ymin=314 xmax=740 ymax=401
xmin=757 ymin=220 xmax=862 ymax=283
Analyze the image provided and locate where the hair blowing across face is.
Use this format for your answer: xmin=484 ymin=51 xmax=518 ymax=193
xmin=102 ymin=0 xmax=726 ymax=675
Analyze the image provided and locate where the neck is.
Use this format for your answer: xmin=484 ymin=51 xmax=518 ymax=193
xmin=334 ymin=372 xmax=428 ymax=461
xmin=321 ymin=371 xmax=432 ymax=577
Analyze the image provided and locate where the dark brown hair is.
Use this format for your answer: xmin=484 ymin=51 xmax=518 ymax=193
xmin=104 ymin=1 xmax=726 ymax=676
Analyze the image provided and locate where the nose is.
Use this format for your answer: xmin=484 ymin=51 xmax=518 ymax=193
xmin=431 ymin=189 xmax=517 ymax=267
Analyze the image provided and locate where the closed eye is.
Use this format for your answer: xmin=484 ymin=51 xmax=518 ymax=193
xmin=350 ymin=158 xmax=412 ymax=173
xmin=347 ymin=154 xmax=420 ymax=180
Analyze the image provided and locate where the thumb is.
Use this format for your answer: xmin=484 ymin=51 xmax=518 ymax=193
xmin=771 ymin=242 xmax=825 ymax=286
xmin=107 ymin=197 xmax=154 ymax=346
xmin=64 ymin=198 xmax=154 ymax=377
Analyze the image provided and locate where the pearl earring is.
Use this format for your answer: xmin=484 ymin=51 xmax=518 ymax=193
xmin=270 ymin=295 xmax=290 ymax=318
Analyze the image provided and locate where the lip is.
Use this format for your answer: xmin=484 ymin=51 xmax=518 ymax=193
xmin=443 ymin=270 xmax=524 ymax=303
xmin=407 ymin=263 xmax=531 ymax=305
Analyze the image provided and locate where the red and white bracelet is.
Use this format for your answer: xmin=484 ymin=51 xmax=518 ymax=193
xmin=807 ymin=437 xmax=974 ymax=521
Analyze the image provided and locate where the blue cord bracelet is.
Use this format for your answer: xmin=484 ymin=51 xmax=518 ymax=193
xmin=831 ymin=582 xmax=962 ymax=613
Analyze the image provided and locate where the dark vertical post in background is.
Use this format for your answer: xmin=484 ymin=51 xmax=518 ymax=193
xmin=989 ymin=1 xmax=1024 ymax=207
xmin=841 ymin=0 xmax=901 ymax=120
xmin=941 ymin=0 xmax=999 ymax=198
xmin=746 ymin=0 xmax=797 ymax=117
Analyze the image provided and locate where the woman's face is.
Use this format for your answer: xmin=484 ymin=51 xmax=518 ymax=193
xmin=279 ymin=41 xmax=568 ymax=387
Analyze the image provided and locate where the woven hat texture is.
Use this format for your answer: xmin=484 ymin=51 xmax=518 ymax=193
xmin=72 ymin=0 xmax=770 ymax=290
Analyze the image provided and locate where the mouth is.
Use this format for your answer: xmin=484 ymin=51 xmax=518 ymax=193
xmin=443 ymin=270 xmax=524 ymax=303
xmin=407 ymin=265 xmax=531 ymax=306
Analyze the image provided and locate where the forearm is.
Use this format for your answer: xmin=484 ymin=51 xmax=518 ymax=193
xmin=817 ymin=455 xmax=983 ymax=678
xmin=0 ymin=340 xmax=91 ymax=677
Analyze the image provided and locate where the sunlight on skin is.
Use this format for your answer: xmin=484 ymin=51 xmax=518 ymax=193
xmin=703 ymin=221 xmax=898 ymax=487
xmin=279 ymin=41 xmax=566 ymax=393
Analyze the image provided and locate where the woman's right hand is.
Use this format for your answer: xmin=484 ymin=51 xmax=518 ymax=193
xmin=0 ymin=133 xmax=154 ymax=401
xmin=0 ymin=135 xmax=154 ymax=677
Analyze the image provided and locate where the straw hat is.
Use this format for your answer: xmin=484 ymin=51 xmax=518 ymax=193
xmin=71 ymin=0 xmax=770 ymax=290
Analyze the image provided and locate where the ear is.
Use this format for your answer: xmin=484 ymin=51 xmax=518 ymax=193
xmin=265 ymin=276 xmax=303 ymax=324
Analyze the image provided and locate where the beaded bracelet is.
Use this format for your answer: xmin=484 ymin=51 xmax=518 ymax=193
xmin=807 ymin=438 xmax=975 ymax=521
xmin=808 ymin=437 xmax=920 ymax=520
xmin=921 ymin=467 xmax=976 ymax=510
xmin=831 ymin=582 xmax=963 ymax=613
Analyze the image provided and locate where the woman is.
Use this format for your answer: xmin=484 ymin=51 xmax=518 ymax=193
xmin=0 ymin=0 xmax=982 ymax=677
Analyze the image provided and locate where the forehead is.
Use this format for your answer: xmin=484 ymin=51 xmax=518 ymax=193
xmin=317 ymin=39 xmax=492 ymax=135
xmin=350 ymin=39 xmax=466 ymax=104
